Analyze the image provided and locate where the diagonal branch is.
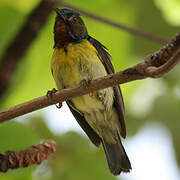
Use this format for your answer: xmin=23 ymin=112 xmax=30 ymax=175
xmin=0 ymin=32 xmax=179 ymax=123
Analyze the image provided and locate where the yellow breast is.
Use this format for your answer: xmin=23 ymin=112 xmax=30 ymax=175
xmin=51 ymin=39 xmax=113 ymax=113
xmin=51 ymin=39 xmax=103 ymax=88
xmin=52 ymin=39 xmax=98 ymax=65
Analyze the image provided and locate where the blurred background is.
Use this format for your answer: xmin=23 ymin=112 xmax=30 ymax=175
xmin=0 ymin=0 xmax=180 ymax=179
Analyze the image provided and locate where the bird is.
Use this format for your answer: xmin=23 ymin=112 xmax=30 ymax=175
xmin=51 ymin=7 xmax=131 ymax=175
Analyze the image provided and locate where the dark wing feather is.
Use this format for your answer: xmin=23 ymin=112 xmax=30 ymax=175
xmin=88 ymin=35 xmax=126 ymax=138
xmin=67 ymin=102 xmax=101 ymax=147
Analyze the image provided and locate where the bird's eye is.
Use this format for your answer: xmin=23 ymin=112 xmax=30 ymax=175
xmin=72 ymin=17 xmax=78 ymax=24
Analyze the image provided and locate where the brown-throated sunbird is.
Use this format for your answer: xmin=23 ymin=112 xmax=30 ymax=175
xmin=51 ymin=8 xmax=131 ymax=175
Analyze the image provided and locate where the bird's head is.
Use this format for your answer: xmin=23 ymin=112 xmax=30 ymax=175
xmin=53 ymin=8 xmax=88 ymax=48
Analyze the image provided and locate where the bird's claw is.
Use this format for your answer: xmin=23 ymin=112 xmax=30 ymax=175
xmin=56 ymin=102 xmax=63 ymax=109
xmin=80 ymin=79 xmax=91 ymax=88
xmin=80 ymin=79 xmax=95 ymax=97
xmin=46 ymin=88 xmax=58 ymax=99
xmin=47 ymin=88 xmax=62 ymax=109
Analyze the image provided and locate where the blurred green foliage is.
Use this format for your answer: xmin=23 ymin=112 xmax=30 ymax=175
xmin=0 ymin=0 xmax=180 ymax=179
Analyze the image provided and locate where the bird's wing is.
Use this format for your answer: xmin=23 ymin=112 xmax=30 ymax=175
xmin=67 ymin=101 xmax=101 ymax=147
xmin=88 ymin=36 xmax=126 ymax=138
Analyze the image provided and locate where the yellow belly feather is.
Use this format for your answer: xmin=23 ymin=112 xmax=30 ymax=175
xmin=51 ymin=39 xmax=114 ymax=113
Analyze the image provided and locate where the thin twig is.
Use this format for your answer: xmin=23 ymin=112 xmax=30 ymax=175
xmin=0 ymin=140 xmax=56 ymax=172
xmin=0 ymin=32 xmax=179 ymax=123
xmin=58 ymin=0 xmax=169 ymax=44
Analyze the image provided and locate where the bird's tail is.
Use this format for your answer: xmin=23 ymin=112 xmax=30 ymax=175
xmin=102 ymin=134 xmax=131 ymax=175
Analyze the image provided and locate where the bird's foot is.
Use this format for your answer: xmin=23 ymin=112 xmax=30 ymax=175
xmin=80 ymin=78 xmax=91 ymax=88
xmin=46 ymin=88 xmax=58 ymax=99
xmin=56 ymin=102 xmax=63 ymax=109
xmin=46 ymin=88 xmax=63 ymax=109
xmin=80 ymin=79 xmax=95 ymax=97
